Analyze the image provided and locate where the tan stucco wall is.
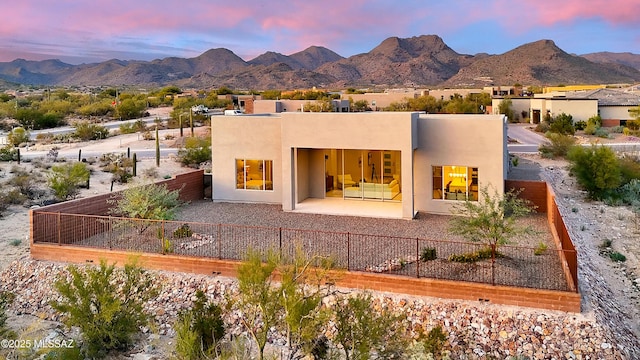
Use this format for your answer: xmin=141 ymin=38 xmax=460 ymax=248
xmin=414 ymin=114 xmax=507 ymax=215
xmin=211 ymin=112 xmax=506 ymax=219
xmin=211 ymin=115 xmax=283 ymax=203
xmin=599 ymin=106 xmax=635 ymax=123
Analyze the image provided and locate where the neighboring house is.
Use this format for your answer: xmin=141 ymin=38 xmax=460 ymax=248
xmin=491 ymin=88 xmax=640 ymax=125
xmin=211 ymin=112 xmax=508 ymax=219
xmin=251 ymin=99 xmax=350 ymax=113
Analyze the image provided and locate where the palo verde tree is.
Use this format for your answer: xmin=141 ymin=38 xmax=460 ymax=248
xmin=332 ymin=292 xmax=409 ymax=360
xmin=567 ymin=144 xmax=622 ymax=199
xmin=51 ymin=258 xmax=157 ymax=359
xmin=108 ymin=183 xmax=183 ymax=234
xmin=234 ymin=247 xmax=337 ymax=360
xmin=448 ymin=184 xmax=536 ymax=249
xmin=47 ymin=162 xmax=91 ymax=200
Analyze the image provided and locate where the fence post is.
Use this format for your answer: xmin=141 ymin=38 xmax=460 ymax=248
xmin=161 ymin=220 xmax=165 ymax=254
xmin=347 ymin=232 xmax=350 ymax=271
xmin=491 ymin=244 xmax=496 ymax=286
xmin=416 ymin=237 xmax=419 ymax=278
xmin=57 ymin=212 xmax=61 ymax=246
xmin=279 ymin=227 xmax=283 ymax=257
xmin=217 ymin=224 xmax=222 ymax=259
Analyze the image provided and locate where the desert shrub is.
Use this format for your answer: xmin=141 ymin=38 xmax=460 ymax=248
xmin=173 ymin=224 xmax=193 ymax=238
xmin=174 ymin=290 xmax=225 ymax=359
xmin=574 ymin=120 xmax=587 ymax=131
xmin=534 ymin=242 xmax=548 ymax=255
xmin=73 ymin=121 xmax=109 ymax=141
xmin=332 ymin=292 xmax=409 ymax=359
xmin=448 ymin=247 xmax=502 ymax=263
xmin=100 ymin=153 xmax=134 ymax=184
xmin=420 ymin=247 xmax=437 ymax=261
xmin=0 ymin=146 xmax=19 ymax=161
xmin=610 ymin=252 xmax=627 ymax=262
xmin=549 ymin=113 xmax=575 ymax=135
xmin=7 ymin=127 xmax=30 ymax=146
xmin=0 ymin=291 xmax=16 ymax=339
xmin=47 ymin=162 xmax=90 ymax=200
xmin=588 ymin=115 xmax=603 ymax=128
xmin=409 ymin=325 xmax=448 ymax=358
xmin=118 ymin=119 xmax=147 ymax=134
xmin=177 ymin=137 xmax=211 ymax=168
xmin=626 ymin=119 xmax=640 ymax=131
xmin=584 ymin=122 xmax=597 ymax=135
xmin=538 ymin=133 xmax=577 ymax=159
xmin=51 ymin=259 xmax=157 ymax=359
xmin=108 ymin=182 xmax=183 ymax=221
xmin=534 ymin=121 xmax=550 ymax=133
xmin=594 ymin=128 xmax=610 ymax=138
xmin=567 ymin=145 xmax=621 ymax=199
xmin=609 ymin=125 xmax=625 ymax=134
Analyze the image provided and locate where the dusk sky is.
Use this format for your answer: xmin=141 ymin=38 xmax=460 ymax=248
xmin=1 ymin=0 xmax=639 ymax=65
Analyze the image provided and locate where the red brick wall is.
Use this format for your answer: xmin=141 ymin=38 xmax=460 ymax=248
xmin=30 ymin=243 xmax=581 ymax=312
xmin=602 ymin=119 xmax=621 ymax=127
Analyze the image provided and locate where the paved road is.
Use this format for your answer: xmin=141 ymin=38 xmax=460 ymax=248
xmin=507 ymin=123 xmax=547 ymax=154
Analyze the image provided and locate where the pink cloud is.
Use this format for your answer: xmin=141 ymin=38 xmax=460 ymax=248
xmin=490 ymin=0 xmax=640 ymax=28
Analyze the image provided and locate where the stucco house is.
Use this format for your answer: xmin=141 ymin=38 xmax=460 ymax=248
xmin=211 ymin=111 xmax=508 ymax=219
xmin=491 ymin=87 xmax=640 ymax=125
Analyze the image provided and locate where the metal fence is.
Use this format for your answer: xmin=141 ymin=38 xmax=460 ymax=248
xmin=32 ymin=211 xmax=575 ymax=292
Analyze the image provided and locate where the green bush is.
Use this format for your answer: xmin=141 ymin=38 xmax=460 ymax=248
xmin=0 ymin=291 xmax=16 ymax=339
xmin=534 ymin=121 xmax=550 ymax=133
xmin=609 ymin=252 xmax=627 ymax=262
xmin=7 ymin=127 xmax=30 ymax=146
xmin=73 ymin=121 xmax=109 ymax=141
xmin=51 ymin=259 xmax=157 ymax=359
xmin=534 ymin=242 xmax=548 ymax=255
xmin=173 ymin=224 xmax=193 ymax=238
xmin=567 ymin=145 xmax=622 ymax=199
xmin=538 ymin=133 xmax=577 ymax=159
xmin=178 ymin=137 xmax=211 ymax=168
xmin=174 ymin=290 xmax=225 ymax=359
xmin=549 ymin=113 xmax=575 ymax=135
xmin=574 ymin=120 xmax=587 ymax=131
xmin=420 ymin=247 xmax=437 ymax=261
xmin=0 ymin=146 xmax=19 ymax=161
xmin=594 ymin=128 xmax=610 ymax=138
xmin=584 ymin=122 xmax=597 ymax=135
xmin=448 ymin=247 xmax=502 ymax=263
xmin=47 ymin=162 xmax=90 ymax=200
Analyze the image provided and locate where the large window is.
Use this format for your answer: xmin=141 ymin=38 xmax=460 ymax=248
xmin=432 ymin=165 xmax=478 ymax=201
xmin=326 ymin=149 xmax=401 ymax=201
xmin=236 ymin=159 xmax=273 ymax=190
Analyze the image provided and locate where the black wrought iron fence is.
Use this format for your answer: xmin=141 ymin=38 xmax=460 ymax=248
xmin=32 ymin=211 xmax=575 ymax=291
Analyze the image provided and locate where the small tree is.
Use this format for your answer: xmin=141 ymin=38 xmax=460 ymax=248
xmin=234 ymin=247 xmax=337 ymax=360
xmin=73 ymin=121 xmax=109 ymax=141
xmin=47 ymin=162 xmax=91 ymax=200
xmin=7 ymin=127 xmax=30 ymax=146
xmin=498 ymin=98 xmax=514 ymax=122
xmin=174 ymin=290 xmax=225 ymax=359
xmin=235 ymin=249 xmax=280 ymax=360
xmin=538 ymin=132 xmax=577 ymax=158
xmin=549 ymin=113 xmax=575 ymax=135
xmin=51 ymin=258 xmax=157 ymax=359
xmin=108 ymin=182 xmax=183 ymax=221
xmin=567 ymin=145 xmax=621 ymax=199
xmin=332 ymin=292 xmax=409 ymax=360
xmin=448 ymin=185 xmax=536 ymax=249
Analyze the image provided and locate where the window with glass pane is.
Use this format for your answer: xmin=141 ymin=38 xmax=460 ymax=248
xmin=236 ymin=159 xmax=273 ymax=191
xmin=432 ymin=165 xmax=478 ymax=201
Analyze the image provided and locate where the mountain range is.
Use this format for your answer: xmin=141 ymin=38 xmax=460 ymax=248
xmin=1 ymin=35 xmax=640 ymax=89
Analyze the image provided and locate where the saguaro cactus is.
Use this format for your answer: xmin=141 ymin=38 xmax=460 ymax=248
xmin=155 ymin=126 xmax=160 ymax=167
